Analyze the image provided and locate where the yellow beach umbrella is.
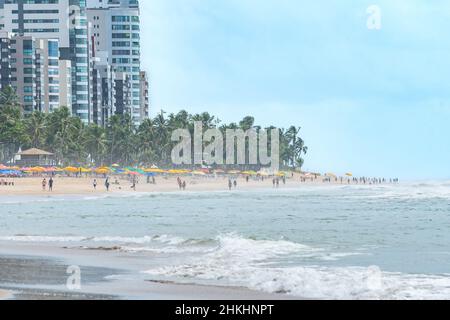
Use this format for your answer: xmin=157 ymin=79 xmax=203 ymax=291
xmin=326 ymin=173 xmax=337 ymax=178
xmin=144 ymin=168 xmax=166 ymax=173
xmin=345 ymin=173 xmax=353 ymax=177
xmin=95 ymin=168 xmax=110 ymax=174
xmin=64 ymin=166 xmax=79 ymax=173
xmin=80 ymin=167 xmax=92 ymax=173
xmin=192 ymin=171 xmax=206 ymax=176
xmin=30 ymin=166 xmax=46 ymax=172
xmin=168 ymin=169 xmax=190 ymax=174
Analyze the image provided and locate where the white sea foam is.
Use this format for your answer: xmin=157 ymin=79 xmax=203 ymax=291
xmin=0 ymin=234 xmax=186 ymax=245
xmin=143 ymin=234 xmax=450 ymax=300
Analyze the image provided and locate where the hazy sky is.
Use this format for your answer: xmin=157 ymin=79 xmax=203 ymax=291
xmin=140 ymin=0 xmax=450 ymax=180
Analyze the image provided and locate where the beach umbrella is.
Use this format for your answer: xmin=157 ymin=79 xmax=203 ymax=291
xmin=64 ymin=166 xmax=79 ymax=173
xmin=345 ymin=173 xmax=353 ymax=177
xmin=168 ymin=169 xmax=190 ymax=174
xmin=30 ymin=166 xmax=46 ymax=172
xmin=79 ymin=167 xmax=92 ymax=173
xmin=0 ymin=164 xmax=8 ymax=170
xmin=242 ymin=170 xmax=257 ymax=175
xmin=227 ymin=170 xmax=241 ymax=174
xmin=127 ymin=171 xmax=141 ymax=176
xmin=95 ymin=168 xmax=110 ymax=174
xmin=192 ymin=171 xmax=206 ymax=176
xmin=144 ymin=168 xmax=166 ymax=173
xmin=111 ymin=164 xmax=120 ymax=167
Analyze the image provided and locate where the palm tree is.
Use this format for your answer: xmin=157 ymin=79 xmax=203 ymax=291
xmin=24 ymin=111 xmax=47 ymax=148
xmin=285 ymin=126 xmax=308 ymax=170
xmin=84 ymin=124 xmax=108 ymax=165
xmin=0 ymin=86 xmax=20 ymax=110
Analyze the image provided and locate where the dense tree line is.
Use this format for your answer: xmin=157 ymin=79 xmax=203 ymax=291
xmin=0 ymin=86 xmax=307 ymax=169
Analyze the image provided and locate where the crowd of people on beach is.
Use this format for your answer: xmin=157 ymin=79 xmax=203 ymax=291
xmin=0 ymin=171 xmax=401 ymax=194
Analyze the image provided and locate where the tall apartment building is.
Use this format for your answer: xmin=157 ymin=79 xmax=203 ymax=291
xmin=0 ymin=31 xmax=12 ymax=91
xmin=91 ymin=50 xmax=116 ymax=127
xmin=87 ymin=0 xmax=142 ymax=124
xmin=139 ymin=71 xmax=148 ymax=120
xmin=1 ymin=0 xmax=91 ymax=122
xmin=1 ymin=32 xmax=71 ymax=114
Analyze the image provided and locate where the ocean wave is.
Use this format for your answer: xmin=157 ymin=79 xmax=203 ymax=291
xmin=143 ymin=234 xmax=450 ymax=299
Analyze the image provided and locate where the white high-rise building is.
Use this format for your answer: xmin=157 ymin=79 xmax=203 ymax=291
xmin=87 ymin=0 xmax=142 ymax=124
xmin=1 ymin=0 xmax=91 ymax=122
xmin=0 ymin=31 xmax=71 ymax=115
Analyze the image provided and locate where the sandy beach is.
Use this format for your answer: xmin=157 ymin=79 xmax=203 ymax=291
xmin=0 ymin=289 xmax=12 ymax=300
xmin=0 ymin=174 xmax=388 ymax=197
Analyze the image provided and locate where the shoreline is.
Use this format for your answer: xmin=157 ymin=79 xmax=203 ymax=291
xmin=0 ymin=289 xmax=12 ymax=300
xmin=0 ymin=176 xmax=397 ymax=197
xmin=0 ymin=241 xmax=299 ymax=300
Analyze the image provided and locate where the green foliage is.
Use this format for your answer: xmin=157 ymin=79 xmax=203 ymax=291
xmin=0 ymin=86 xmax=307 ymax=168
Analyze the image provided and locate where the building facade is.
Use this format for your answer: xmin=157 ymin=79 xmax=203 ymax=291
xmin=0 ymin=31 xmax=12 ymax=91
xmin=2 ymin=0 xmax=91 ymax=122
xmin=0 ymin=32 xmax=71 ymax=114
xmin=87 ymin=0 xmax=142 ymax=124
xmin=0 ymin=0 xmax=149 ymax=125
xmin=139 ymin=70 xmax=148 ymax=120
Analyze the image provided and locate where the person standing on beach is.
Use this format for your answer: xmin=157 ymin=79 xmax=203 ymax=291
xmin=131 ymin=177 xmax=136 ymax=191
xmin=233 ymin=180 xmax=237 ymax=189
xmin=48 ymin=177 xmax=54 ymax=192
xmin=105 ymin=178 xmax=110 ymax=192
xmin=93 ymin=179 xmax=97 ymax=190
xmin=42 ymin=178 xmax=47 ymax=191
xmin=228 ymin=179 xmax=233 ymax=190
xmin=182 ymin=181 xmax=186 ymax=190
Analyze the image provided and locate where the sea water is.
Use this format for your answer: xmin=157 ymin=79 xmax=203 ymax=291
xmin=1 ymin=182 xmax=450 ymax=299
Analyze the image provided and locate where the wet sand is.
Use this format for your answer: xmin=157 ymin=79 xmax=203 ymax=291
xmin=0 ymin=242 xmax=297 ymax=300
